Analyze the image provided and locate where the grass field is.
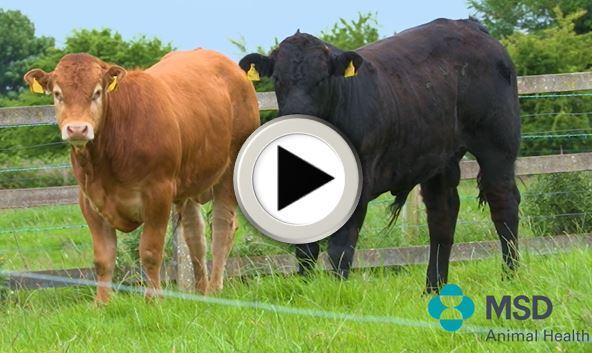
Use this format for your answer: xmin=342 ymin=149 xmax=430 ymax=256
xmin=0 ymin=248 xmax=590 ymax=353
xmin=0 ymin=179 xmax=542 ymax=271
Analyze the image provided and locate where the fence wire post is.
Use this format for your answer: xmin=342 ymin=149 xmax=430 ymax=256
xmin=171 ymin=211 xmax=193 ymax=291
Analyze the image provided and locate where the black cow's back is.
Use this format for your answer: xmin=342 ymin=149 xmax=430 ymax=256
xmin=343 ymin=18 xmax=519 ymax=198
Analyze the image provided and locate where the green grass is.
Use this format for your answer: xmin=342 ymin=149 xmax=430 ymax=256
xmin=0 ymin=179 xmax=542 ymax=271
xmin=0 ymin=248 xmax=590 ymax=353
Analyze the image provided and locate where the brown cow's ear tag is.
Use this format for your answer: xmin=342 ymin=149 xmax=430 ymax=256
xmin=247 ymin=64 xmax=260 ymax=81
xmin=344 ymin=60 xmax=357 ymax=78
xmin=30 ymin=78 xmax=45 ymax=94
xmin=107 ymin=76 xmax=118 ymax=92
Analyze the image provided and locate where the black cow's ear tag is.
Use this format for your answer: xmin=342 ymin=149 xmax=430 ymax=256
xmin=344 ymin=60 xmax=357 ymax=78
xmin=247 ymin=63 xmax=260 ymax=81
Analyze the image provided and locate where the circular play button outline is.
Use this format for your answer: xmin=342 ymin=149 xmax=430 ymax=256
xmin=234 ymin=115 xmax=362 ymax=244
xmin=254 ymin=135 xmax=344 ymax=225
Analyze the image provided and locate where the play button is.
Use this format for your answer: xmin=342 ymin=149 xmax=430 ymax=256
xmin=234 ymin=115 xmax=362 ymax=244
xmin=277 ymin=146 xmax=334 ymax=210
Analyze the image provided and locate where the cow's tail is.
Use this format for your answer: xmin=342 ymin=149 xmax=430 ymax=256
xmin=476 ymin=171 xmax=488 ymax=208
xmin=386 ymin=191 xmax=409 ymax=228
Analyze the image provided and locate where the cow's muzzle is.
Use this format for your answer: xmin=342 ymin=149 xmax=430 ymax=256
xmin=61 ymin=122 xmax=94 ymax=145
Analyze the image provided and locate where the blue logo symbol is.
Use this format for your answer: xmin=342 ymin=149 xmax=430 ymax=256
xmin=428 ymin=284 xmax=475 ymax=332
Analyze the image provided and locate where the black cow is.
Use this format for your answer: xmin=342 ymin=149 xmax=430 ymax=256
xmin=239 ymin=18 xmax=521 ymax=292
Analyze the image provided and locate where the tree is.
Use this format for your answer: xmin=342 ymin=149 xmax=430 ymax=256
xmin=502 ymin=10 xmax=592 ymax=155
xmin=503 ymin=9 xmax=592 ymax=75
xmin=32 ymin=28 xmax=173 ymax=72
xmin=468 ymin=0 xmax=592 ymax=38
xmin=0 ymin=9 xmax=54 ymax=97
xmin=0 ymin=27 xmax=175 ymax=108
xmin=320 ymin=12 xmax=381 ymax=50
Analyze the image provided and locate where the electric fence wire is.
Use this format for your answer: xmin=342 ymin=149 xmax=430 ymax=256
xmin=0 ymin=269 xmax=574 ymax=340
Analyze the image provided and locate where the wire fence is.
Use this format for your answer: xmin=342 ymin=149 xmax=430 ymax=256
xmin=1 ymin=156 xmax=591 ymax=271
xmin=1 ymin=74 xmax=592 ymax=281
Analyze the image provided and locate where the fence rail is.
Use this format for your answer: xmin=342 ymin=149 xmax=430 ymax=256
xmin=517 ymin=71 xmax=592 ymax=94
xmin=2 ymin=72 xmax=592 ymax=125
xmin=1 ymin=152 xmax=590 ymax=209
xmin=6 ymin=234 xmax=590 ymax=290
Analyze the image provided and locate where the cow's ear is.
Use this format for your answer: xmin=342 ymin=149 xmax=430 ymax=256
xmin=104 ymin=65 xmax=127 ymax=93
xmin=24 ymin=69 xmax=51 ymax=94
xmin=239 ymin=53 xmax=274 ymax=81
xmin=331 ymin=51 xmax=363 ymax=78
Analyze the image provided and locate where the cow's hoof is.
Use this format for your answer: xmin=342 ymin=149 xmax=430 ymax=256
xmin=144 ymin=288 xmax=163 ymax=303
xmin=94 ymin=289 xmax=112 ymax=305
xmin=196 ymin=280 xmax=209 ymax=295
xmin=94 ymin=296 xmax=111 ymax=306
xmin=423 ymin=286 xmax=440 ymax=296
xmin=502 ymin=265 xmax=518 ymax=281
xmin=208 ymin=280 xmax=223 ymax=294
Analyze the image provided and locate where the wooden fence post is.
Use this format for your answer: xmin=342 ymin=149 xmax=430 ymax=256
xmin=403 ymin=186 xmax=421 ymax=238
xmin=171 ymin=212 xmax=193 ymax=291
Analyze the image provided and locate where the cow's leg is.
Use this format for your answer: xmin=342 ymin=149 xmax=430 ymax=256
xmin=175 ymin=200 xmax=208 ymax=294
xmin=80 ymin=194 xmax=117 ymax=304
xmin=140 ymin=184 xmax=173 ymax=301
xmin=476 ymin=154 xmax=521 ymax=277
xmin=209 ymin=170 xmax=237 ymax=292
xmin=421 ymin=174 xmax=460 ymax=293
xmin=327 ymin=201 xmax=368 ymax=279
xmin=295 ymin=242 xmax=320 ymax=275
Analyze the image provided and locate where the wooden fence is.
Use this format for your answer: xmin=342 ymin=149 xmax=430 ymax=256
xmin=1 ymin=71 xmax=592 ymax=290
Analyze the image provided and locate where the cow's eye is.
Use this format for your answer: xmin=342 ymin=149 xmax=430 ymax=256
xmin=53 ymin=91 xmax=63 ymax=102
xmin=92 ymin=89 xmax=102 ymax=101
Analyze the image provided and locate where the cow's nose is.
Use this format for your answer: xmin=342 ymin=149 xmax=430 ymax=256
xmin=62 ymin=123 xmax=94 ymax=144
xmin=67 ymin=125 xmax=88 ymax=136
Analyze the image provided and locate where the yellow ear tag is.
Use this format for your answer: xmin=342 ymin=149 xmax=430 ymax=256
xmin=247 ymin=63 xmax=260 ymax=81
xmin=30 ymin=78 xmax=45 ymax=94
xmin=344 ymin=60 xmax=357 ymax=78
xmin=107 ymin=76 xmax=118 ymax=92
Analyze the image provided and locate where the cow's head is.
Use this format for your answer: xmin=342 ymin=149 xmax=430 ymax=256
xmin=239 ymin=32 xmax=363 ymax=117
xmin=24 ymin=54 xmax=126 ymax=146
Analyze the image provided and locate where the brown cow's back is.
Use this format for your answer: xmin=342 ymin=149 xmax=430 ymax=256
xmin=147 ymin=49 xmax=259 ymax=199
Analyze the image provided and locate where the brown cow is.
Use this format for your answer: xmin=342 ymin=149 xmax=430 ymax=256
xmin=24 ymin=50 xmax=260 ymax=303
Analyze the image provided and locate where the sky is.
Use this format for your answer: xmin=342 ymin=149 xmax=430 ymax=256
xmin=2 ymin=0 xmax=471 ymax=61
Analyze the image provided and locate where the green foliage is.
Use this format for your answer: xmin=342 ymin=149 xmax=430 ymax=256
xmin=0 ymin=126 xmax=64 ymax=161
xmin=0 ymin=124 xmax=68 ymax=188
xmin=1 ymin=24 xmax=174 ymax=107
xmin=523 ymin=172 xmax=592 ymax=235
xmin=502 ymin=10 xmax=592 ymax=155
xmin=0 ymin=9 xmax=54 ymax=98
xmin=31 ymin=28 xmax=174 ymax=73
xmin=320 ymin=12 xmax=381 ymax=50
xmin=115 ymin=228 xmax=143 ymax=283
xmin=502 ymin=10 xmax=592 ymax=75
xmin=0 ymin=91 xmax=52 ymax=107
xmin=469 ymin=0 xmax=592 ymax=38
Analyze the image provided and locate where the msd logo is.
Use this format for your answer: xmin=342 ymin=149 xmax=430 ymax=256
xmin=427 ymin=284 xmax=556 ymax=334
xmin=427 ymin=284 xmax=475 ymax=332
